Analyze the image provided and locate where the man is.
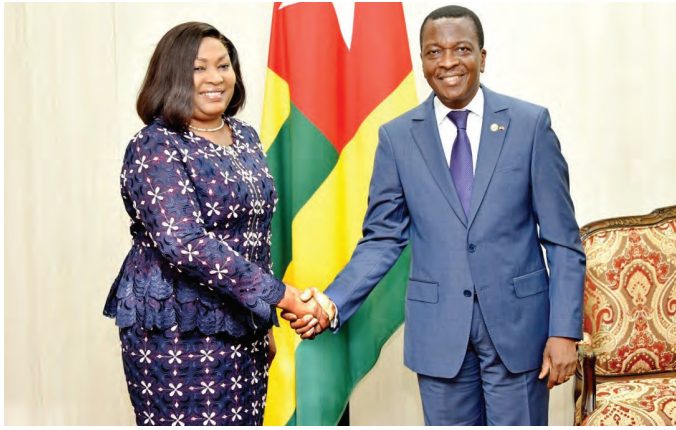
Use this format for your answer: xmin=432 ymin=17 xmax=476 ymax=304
xmin=284 ymin=5 xmax=585 ymax=426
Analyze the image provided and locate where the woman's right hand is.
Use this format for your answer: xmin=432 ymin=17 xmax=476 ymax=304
xmin=276 ymin=284 xmax=330 ymax=338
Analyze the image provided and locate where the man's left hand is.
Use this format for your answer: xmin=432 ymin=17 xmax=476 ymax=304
xmin=538 ymin=336 xmax=577 ymax=389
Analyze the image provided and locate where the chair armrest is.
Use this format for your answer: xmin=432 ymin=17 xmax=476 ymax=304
xmin=575 ymin=334 xmax=596 ymax=425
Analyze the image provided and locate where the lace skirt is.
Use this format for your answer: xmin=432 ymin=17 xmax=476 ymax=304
xmin=119 ymin=324 xmax=270 ymax=426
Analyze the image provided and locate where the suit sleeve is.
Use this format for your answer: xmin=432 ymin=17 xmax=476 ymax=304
xmin=122 ymin=130 xmax=286 ymax=322
xmin=531 ymin=108 xmax=586 ymax=340
xmin=324 ymin=125 xmax=410 ymax=328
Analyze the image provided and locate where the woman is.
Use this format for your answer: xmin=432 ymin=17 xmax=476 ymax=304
xmin=103 ymin=22 xmax=326 ymax=426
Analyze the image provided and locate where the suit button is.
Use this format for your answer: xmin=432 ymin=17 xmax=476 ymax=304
xmin=463 ymin=290 xmax=472 ymax=297
xmin=468 ymin=244 xmax=476 ymax=253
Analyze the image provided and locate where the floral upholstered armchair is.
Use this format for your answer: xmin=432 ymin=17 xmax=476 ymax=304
xmin=574 ymin=206 xmax=676 ymax=425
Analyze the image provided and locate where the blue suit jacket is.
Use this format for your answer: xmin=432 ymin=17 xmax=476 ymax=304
xmin=324 ymin=86 xmax=586 ymax=378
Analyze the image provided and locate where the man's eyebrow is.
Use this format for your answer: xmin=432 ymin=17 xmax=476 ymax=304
xmin=423 ymin=40 xmax=474 ymax=49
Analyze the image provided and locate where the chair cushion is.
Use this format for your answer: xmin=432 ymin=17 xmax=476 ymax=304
xmin=580 ymin=378 xmax=676 ymax=425
xmin=582 ymin=222 xmax=676 ymax=375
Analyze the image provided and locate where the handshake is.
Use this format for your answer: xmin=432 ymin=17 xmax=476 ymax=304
xmin=277 ymin=285 xmax=337 ymax=340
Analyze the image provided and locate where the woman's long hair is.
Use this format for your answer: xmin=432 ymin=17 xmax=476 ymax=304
xmin=136 ymin=22 xmax=246 ymax=131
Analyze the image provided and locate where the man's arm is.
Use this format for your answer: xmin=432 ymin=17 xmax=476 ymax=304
xmin=323 ymin=125 xmax=411 ymax=328
xmin=530 ymin=108 xmax=586 ymax=388
xmin=282 ymin=125 xmax=411 ymax=337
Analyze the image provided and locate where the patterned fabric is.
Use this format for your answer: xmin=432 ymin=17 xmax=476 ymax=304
xmin=581 ymin=378 xmax=676 ymax=426
xmin=104 ymin=116 xmax=286 ymax=337
xmin=582 ymin=220 xmax=676 ymax=375
xmin=120 ymin=325 xmax=270 ymax=426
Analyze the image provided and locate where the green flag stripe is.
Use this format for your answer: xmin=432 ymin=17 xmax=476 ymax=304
xmin=267 ymin=103 xmax=339 ymax=278
xmin=293 ymin=246 xmax=411 ymax=425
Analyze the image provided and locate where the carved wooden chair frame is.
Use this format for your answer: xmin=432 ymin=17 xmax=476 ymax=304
xmin=574 ymin=205 xmax=676 ymax=425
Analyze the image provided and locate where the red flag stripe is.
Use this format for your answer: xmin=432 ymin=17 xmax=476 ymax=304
xmin=268 ymin=2 xmax=412 ymax=153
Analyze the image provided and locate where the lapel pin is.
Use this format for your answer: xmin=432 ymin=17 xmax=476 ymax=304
xmin=490 ymin=123 xmax=499 ymax=132
xmin=499 ymin=125 xmax=505 ymax=131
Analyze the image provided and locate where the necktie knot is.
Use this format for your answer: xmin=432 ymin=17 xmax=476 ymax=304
xmin=447 ymin=110 xmax=470 ymax=130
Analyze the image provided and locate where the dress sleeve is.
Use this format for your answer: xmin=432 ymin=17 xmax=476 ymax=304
xmin=122 ymin=128 xmax=286 ymax=321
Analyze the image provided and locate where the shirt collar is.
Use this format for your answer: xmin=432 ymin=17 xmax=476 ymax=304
xmin=434 ymin=87 xmax=485 ymax=126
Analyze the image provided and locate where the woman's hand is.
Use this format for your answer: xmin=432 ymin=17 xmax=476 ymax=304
xmin=276 ymin=284 xmax=330 ymax=339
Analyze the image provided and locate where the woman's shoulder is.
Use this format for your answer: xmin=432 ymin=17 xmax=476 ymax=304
xmin=120 ymin=120 xmax=187 ymax=169
xmin=128 ymin=119 xmax=184 ymax=149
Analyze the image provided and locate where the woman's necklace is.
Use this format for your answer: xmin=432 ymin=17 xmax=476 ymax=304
xmin=188 ymin=118 xmax=225 ymax=132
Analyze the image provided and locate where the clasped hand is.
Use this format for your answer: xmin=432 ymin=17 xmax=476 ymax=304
xmin=278 ymin=285 xmax=335 ymax=340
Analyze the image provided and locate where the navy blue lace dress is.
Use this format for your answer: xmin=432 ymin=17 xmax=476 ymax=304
xmin=104 ymin=116 xmax=286 ymax=425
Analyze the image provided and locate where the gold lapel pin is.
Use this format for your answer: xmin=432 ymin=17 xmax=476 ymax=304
xmin=490 ymin=123 xmax=499 ymax=132
xmin=499 ymin=125 xmax=505 ymax=131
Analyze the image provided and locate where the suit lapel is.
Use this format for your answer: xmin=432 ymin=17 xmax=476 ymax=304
xmin=467 ymin=86 xmax=510 ymax=228
xmin=410 ymin=94 xmax=467 ymax=226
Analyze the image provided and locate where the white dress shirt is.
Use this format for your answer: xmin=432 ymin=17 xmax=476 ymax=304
xmin=434 ymin=87 xmax=484 ymax=173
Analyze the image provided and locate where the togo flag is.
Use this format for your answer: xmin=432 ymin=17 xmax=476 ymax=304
xmin=260 ymin=2 xmax=417 ymax=426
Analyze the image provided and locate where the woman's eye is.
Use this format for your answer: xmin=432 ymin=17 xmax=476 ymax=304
xmin=194 ymin=67 xmax=205 ymax=71
xmin=219 ymin=64 xmax=231 ymax=70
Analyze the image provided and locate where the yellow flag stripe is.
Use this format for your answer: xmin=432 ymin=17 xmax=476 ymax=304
xmin=263 ymin=309 xmax=301 ymax=426
xmin=262 ymin=68 xmax=295 ymax=425
xmin=264 ymin=72 xmax=417 ymax=426
xmin=260 ymin=69 xmax=291 ymax=151
xmin=283 ymin=72 xmax=417 ymax=291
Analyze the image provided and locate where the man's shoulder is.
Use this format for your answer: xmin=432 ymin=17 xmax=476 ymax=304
xmin=484 ymin=87 xmax=548 ymax=119
xmin=380 ymin=99 xmax=431 ymax=132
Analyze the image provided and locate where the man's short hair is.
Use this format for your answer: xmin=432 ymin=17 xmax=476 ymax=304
xmin=420 ymin=5 xmax=484 ymax=49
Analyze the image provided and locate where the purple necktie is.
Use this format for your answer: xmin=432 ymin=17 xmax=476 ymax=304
xmin=447 ymin=110 xmax=473 ymax=218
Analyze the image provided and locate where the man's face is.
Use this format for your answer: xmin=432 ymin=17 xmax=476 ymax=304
xmin=421 ymin=17 xmax=486 ymax=109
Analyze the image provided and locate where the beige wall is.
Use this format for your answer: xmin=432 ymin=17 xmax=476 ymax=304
xmin=5 ymin=2 xmax=675 ymax=426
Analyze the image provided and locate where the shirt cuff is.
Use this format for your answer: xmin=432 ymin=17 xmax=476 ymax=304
xmin=329 ymin=308 xmax=339 ymax=330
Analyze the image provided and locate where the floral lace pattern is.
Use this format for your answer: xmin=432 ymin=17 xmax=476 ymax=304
xmin=104 ymin=117 xmax=285 ymax=337
xmin=120 ymin=325 xmax=270 ymax=426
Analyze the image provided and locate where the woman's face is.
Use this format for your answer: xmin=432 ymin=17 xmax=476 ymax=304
xmin=191 ymin=37 xmax=236 ymax=123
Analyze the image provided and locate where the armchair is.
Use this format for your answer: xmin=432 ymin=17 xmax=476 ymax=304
xmin=574 ymin=205 xmax=676 ymax=425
